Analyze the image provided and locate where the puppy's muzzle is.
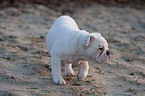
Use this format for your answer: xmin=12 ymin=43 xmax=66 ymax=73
xmin=106 ymin=50 xmax=110 ymax=55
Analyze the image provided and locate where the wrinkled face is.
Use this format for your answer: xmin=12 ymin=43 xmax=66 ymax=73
xmin=95 ymin=37 xmax=110 ymax=63
xmin=88 ymin=35 xmax=110 ymax=64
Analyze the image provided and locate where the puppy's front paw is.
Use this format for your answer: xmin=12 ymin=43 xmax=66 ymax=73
xmin=77 ymin=71 xmax=88 ymax=80
xmin=53 ymin=76 xmax=66 ymax=86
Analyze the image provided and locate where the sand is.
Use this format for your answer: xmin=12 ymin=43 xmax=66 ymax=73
xmin=0 ymin=4 xmax=145 ymax=96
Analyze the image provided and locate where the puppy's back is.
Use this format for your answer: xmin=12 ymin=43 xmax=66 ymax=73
xmin=46 ymin=16 xmax=79 ymax=51
xmin=52 ymin=16 xmax=79 ymax=29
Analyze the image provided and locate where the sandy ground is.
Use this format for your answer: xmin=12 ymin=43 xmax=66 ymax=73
xmin=0 ymin=4 xmax=145 ymax=96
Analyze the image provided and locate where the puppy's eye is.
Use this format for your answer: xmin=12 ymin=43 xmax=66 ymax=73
xmin=99 ymin=48 xmax=103 ymax=51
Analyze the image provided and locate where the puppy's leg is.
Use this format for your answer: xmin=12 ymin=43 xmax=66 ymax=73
xmin=77 ymin=61 xmax=89 ymax=80
xmin=65 ymin=64 xmax=76 ymax=76
xmin=51 ymin=56 xmax=66 ymax=85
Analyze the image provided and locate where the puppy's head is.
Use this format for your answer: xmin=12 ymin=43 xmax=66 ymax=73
xmin=84 ymin=33 xmax=110 ymax=63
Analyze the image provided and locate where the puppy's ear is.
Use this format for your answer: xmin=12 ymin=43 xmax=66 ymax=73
xmin=91 ymin=33 xmax=101 ymax=38
xmin=84 ymin=35 xmax=95 ymax=47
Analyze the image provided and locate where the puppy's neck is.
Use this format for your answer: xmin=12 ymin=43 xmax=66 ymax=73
xmin=77 ymin=30 xmax=93 ymax=57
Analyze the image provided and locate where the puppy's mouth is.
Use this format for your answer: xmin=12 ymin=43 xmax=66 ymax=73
xmin=97 ymin=48 xmax=105 ymax=60
xmin=97 ymin=50 xmax=103 ymax=60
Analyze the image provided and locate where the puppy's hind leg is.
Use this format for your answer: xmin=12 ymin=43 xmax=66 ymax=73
xmin=65 ymin=64 xmax=76 ymax=76
xmin=77 ymin=61 xmax=89 ymax=80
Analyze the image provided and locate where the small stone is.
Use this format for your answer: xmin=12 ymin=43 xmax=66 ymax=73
xmin=11 ymin=76 xmax=15 ymax=79
xmin=40 ymin=36 xmax=44 ymax=39
xmin=71 ymin=83 xmax=81 ymax=86
xmin=130 ymin=72 xmax=135 ymax=76
xmin=86 ymin=81 xmax=91 ymax=83
xmin=18 ymin=45 xmax=28 ymax=51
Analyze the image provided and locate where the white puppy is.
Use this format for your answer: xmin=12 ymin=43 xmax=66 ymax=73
xmin=46 ymin=16 xmax=110 ymax=85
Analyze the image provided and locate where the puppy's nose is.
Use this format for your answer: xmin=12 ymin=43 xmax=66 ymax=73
xmin=106 ymin=50 xmax=110 ymax=56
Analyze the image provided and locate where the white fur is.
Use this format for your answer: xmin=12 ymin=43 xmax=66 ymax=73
xmin=46 ymin=16 xmax=109 ymax=85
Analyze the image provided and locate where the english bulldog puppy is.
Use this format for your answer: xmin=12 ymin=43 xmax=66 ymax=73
xmin=46 ymin=16 xmax=110 ymax=85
